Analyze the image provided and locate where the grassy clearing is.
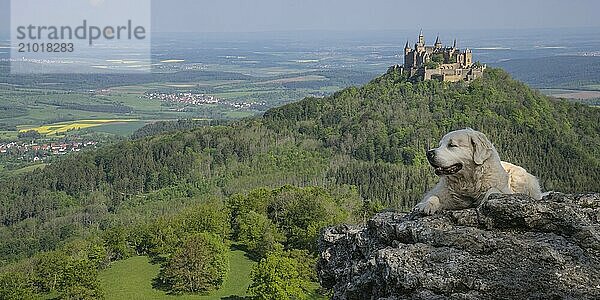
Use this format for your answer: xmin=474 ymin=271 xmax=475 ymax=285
xmin=100 ymin=249 xmax=256 ymax=300
xmin=214 ymin=90 xmax=275 ymax=99
xmin=254 ymin=75 xmax=327 ymax=85
xmin=100 ymin=256 xmax=162 ymax=300
xmin=541 ymin=89 xmax=600 ymax=100
xmin=582 ymin=84 xmax=600 ymax=91
xmin=0 ymin=131 xmax=18 ymax=140
xmin=105 ymin=93 xmax=165 ymax=112
xmin=0 ymin=164 xmax=48 ymax=177
xmin=224 ymin=111 xmax=257 ymax=119
xmin=88 ymin=121 xmax=150 ymax=136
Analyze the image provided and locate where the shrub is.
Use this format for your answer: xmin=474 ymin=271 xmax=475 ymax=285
xmin=33 ymin=250 xmax=103 ymax=299
xmin=237 ymin=211 xmax=285 ymax=258
xmin=0 ymin=271 xmax=35 ymax=300
xmin=248 ymin=251 xmax=312 ymax=300
xmin=157 ymin=232 xmax=229 ymax=294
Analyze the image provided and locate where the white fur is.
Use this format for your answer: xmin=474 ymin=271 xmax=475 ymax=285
xmin=501 ymin=162 xmax=542 ymax=201
xmin=414 ymin=129 xmax=542 ymax=215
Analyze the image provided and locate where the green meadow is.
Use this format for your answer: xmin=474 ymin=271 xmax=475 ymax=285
xmin=100 ymin=250 xmax=256 ymax=300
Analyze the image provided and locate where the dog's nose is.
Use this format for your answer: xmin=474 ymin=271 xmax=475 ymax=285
xmin=426 ymin=150 xmax=435 ymax=160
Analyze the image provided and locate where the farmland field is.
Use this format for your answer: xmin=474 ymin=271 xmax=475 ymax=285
xmin=18 ymin=119 xmax=140 ymax=135
xmin=0 ymin=66 xmax=371 ymax=139
xmin=540 ymin=89 xmax=600 ymax=106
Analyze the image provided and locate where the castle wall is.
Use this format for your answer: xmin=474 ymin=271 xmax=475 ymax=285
xmin=424 ymin=68 xmax=441 ymax=80
xmin=445 ymin=74 xmax=464 ymax=82
xmin=440 ymin=63 xmax=461 ymax=70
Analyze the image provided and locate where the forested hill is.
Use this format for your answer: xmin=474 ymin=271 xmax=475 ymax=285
xmin=263 ymin=67 xmax=600 ymax=192
xmin=3 ymin=68 xmax=600 ymax=225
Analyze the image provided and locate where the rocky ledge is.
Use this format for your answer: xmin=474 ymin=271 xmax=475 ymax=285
xmin=318 ymin=193 xmax=600 ymax=300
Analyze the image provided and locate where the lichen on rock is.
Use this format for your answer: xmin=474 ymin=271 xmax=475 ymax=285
xmin=318 ymin=193 xmax=600 ymax=300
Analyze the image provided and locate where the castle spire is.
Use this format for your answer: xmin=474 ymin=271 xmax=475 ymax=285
xmin=434 ymin=35 xmax=442 ymax=49
xmin=418 ymin=29 xmax=425 ymax=46
xmin=453 ymin=39 xmax=457 ymax=48
xmin=404 ymin=40 xmax=411 ymax=55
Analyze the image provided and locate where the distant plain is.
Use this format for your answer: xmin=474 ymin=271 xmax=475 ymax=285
xmin=1 ymin=28 xmax=599 ymax=138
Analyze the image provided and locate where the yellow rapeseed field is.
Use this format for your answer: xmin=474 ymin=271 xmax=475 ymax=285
xmin=19 ymin=119 xmax=139 ymax=135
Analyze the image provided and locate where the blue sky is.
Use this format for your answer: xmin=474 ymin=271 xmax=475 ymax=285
xmin=149 ymin=0 xmax=600 ymax=32
xmin=2 ymin=0 xmax=600 ymax=36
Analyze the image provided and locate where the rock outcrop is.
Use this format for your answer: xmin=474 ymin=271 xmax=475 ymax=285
xmin=318 ymin=193 xmax=600 ymax=299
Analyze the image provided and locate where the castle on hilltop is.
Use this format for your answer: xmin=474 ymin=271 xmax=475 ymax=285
xmin=399 ymin=30 xmax=486 ymax=82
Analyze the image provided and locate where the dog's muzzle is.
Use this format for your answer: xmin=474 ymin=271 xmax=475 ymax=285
xmin=433 ymin=163 xmax=463 ymax=176
xmin=426 ymin=150 xmax=463 ymax=176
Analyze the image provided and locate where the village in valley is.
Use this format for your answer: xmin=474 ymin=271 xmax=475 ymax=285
xmin=144 ymin=92 xmax=221 ymax=106
xmin=0 ymin=140 xmax=99 ymax=163
xmin=143 ymin=91 xmax=267 ymax=110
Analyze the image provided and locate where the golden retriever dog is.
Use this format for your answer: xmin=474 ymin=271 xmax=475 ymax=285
xmin=414 ymin=128 xmax=542 ymax=215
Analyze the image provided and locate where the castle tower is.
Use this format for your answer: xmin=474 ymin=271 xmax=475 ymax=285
xmin=415 ymin=29 xmax=425 ymax=53
xmin=434 ymin=35 xmax=442 ymax=49
xmin=465 ymin=48 xmax=473 ymax=66
xmin=404 ymin=41 xmax=411 ymax=55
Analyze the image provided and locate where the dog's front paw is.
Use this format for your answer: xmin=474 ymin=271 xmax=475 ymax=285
xmin=414 ymin=196 xmax=441 ymax=215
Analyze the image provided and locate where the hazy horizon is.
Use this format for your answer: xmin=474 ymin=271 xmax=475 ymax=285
xmin=2 ymin=0 xmax=600 ymax=38
xmin=2 ymin=24 xmax=600 ymax=41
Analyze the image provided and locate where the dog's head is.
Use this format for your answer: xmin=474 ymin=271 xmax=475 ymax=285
xmin=426 ymin=128 xmax=494 ymax=176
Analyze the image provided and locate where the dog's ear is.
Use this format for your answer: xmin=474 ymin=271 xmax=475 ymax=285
xmin=469 ymin=130 xmax=493 ymax=165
